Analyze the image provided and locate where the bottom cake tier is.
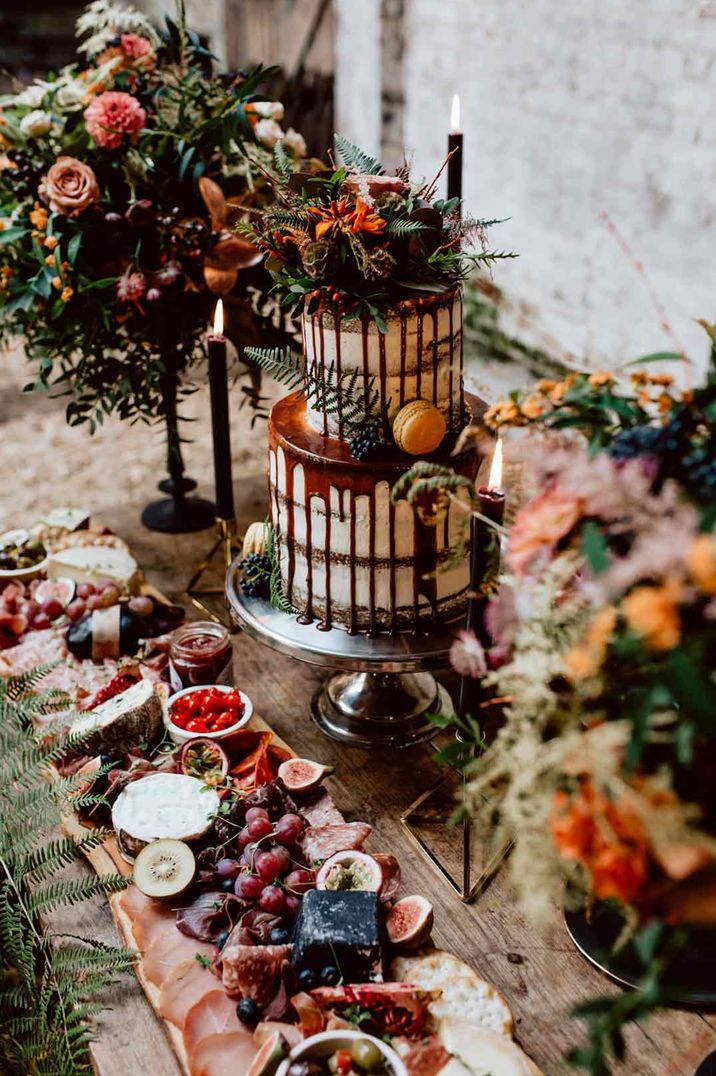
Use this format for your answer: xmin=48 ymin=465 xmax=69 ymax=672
xmin=268 ymin=393 xmax=483 ymax=634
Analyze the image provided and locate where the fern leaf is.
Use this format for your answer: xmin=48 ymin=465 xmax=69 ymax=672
xmin=387 ymin=217 xmax=427 ymax=237
xmin=31 ymin=874 xmax=128 ymax=916
xmin=333 ymin=133 xmax=384 ymax=176
xmin=274 ymin=140 xmax=294 ymax=179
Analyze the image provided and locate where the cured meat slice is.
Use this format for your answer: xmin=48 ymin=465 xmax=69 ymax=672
xmin=401 ymin=1037 xmax=451 ymax=1076
xmin=299 ymin=789 xmax=346 ymax=828
xmin=143 ymin=927 xmax=216 ymax=988
xmin=300 ymin=822 xmax=372 ymax=864
xmin=221 ymin=943 xmax=291 ymax=1005
xmin=289 ymin=991 xmax=325 ymax=1037
xmin=117 ymin=885 xmax=176 ymax=952
xmin=254 ymin=1021 xmax=303 ymax=1049
xmin=186 ymin=1030 xmax=257 ymax=1076
xmin=310 ymin=983 xmax=431 ymax=1037
xmin=183 ymin=989 xmax=240 ymax=1055
xmin=374 ymin=853 xmax=401 ymax=903
xmin=158 ymin=958 xmax=219 ymax=1029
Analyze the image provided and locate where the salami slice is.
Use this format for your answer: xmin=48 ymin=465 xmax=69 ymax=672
xmin=221 ymin=943 xmax=291 ymax=1006
xmin=374 ymin=853 xmax=401 ymax=903
xmin=300 ymin=822 xmax=372 ymax=864
xmin=299 ymin=789 xmax=346 ymax=828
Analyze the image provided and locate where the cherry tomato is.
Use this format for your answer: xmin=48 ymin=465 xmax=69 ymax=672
xmin=334 ymin=1050 xmax=354 ymax=1075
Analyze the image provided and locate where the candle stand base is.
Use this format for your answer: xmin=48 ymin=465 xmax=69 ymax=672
xmin=186 ymin=518 xmax=241 ymax=627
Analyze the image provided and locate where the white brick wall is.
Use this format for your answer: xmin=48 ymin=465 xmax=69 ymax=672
xmin=368 ymin=0 xmax=716 ymax=370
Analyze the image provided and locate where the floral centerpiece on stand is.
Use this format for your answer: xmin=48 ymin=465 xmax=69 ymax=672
xmin=0 ymin=0 xmax=307 ymax=529
xmin=401 ymin=329 xmax=716 ymax=1073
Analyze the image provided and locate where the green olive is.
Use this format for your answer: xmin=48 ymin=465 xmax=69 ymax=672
xmin=351 ymin=1040 xmax=384 ymax=1072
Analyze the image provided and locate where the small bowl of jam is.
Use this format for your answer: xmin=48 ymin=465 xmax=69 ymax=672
xmin=169 ymin=620 xmax=233 ymax=691
xmin=164 ymin=684 xmax=253 ymax=745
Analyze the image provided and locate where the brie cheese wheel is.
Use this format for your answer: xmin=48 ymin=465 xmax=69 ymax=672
xmin=112 ymin=773 xmax=220 ymax=860
xmin=47 ymin=544 xmax=140 ymax=592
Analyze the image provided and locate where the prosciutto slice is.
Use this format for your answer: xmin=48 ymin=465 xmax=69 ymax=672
xmin=187 ymin=1030 xmax=257 ymax=1076
xmin=117 ymin=886 xmax=176 ymax=952
xmin=221 ymin=943 xmax=291 ymax=1006
xmin=183 ymin=989 xmax=240 ymax=1056
xmin=158 ymin=958 xmax=220 ymax=1029
xmin=300 ymin=822 xmax=372 ymax=864
xmin=143 ymin=927 xmax=215 ymax=988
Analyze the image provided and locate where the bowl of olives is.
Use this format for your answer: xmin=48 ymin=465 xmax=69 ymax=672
xmin=0 ymin=530 xmax=48 ymax=581
xmin=276 ymin=1030 xmax=407 ymax=1076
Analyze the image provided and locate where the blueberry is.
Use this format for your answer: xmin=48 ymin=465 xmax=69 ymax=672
xmin=320 ymin=964 xmax=340 ymax=985
xmin=297 ymin=968 xmax=319 ymax=991
xmin=269 ymin=926 xmax=291 ymax=945
xmin=237 ymin=997 xmax=260 ymax=1028
xmin=220 ymin=878 xmax=235 ymax=892
xmin=216 ymin=930 xmax=229 ymax=950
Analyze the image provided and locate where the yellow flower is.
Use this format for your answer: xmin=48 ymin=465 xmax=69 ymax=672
xmin=51 ymin=275 xmax=62 ymax=290
xmin=588 ymin=370 xmax=615 ymax=387
xmin=564 ymin=646 xmax=600 ymax=681
xmin=685 ymin=533 xmax=716 ymax=595
xmin=536 ymin=378 xmax=556 ymax=394
xmin=550 ymin=380 xmax=570 ymax=403
xmin=520 ymin=394 xmax=546 ymax=419
xmin=43 ymin=235 xmax=59 ymax=250
xmin=60 ymin=286 xmax=73 ymax=302
xmin=622 ymin=577 xmax=682 ymax=652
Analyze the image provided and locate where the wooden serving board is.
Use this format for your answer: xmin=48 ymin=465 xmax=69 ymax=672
xmin=61 ymin=712 xmax=296 ymax=1076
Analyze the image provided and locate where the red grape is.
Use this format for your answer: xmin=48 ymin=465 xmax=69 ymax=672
xmin=100 ymin=585 xmax=120 ymax=608
xmin=129 ymin=595 xmax=154 ymax=616
xmin=235 ymin=873 xmax=265 ymax=900
xmin=245 ymin=807 xmax=270 ymax=826
xmin=86 ymin=594 xmax=104 ymax=611
xmin=66 ymin=599 xmax=86 ymax=622
xmin=271 ymin=846 xmax=292 ymax=875
xmin=259 ymin=885 xmax=286 ymax=915
xmin=236 ymin=828 xmax=253 ymax=852
xmin=20 ymin=600 xmax=39 ymax=622
xmin=274 ymin=813 xmax=305 ymax=846
xmin=284 ymin=893 xmax=301 ymax=918
xmin=31 ymin=612 xmax=51 ymax=631
xmin=216 ymin=857 xmax=241 ymax=881
xmin=247 ymin=816 xmax=273 ymax=840
xmin=285 ymin=869 xmax=315 ymax=894
xmin=41 ymin=598 xmax=64 ymax=620
xmin=76 ymin=583 xmax=95 ymax=600
xmin=255 ymin=850 xmax=282 ymax=883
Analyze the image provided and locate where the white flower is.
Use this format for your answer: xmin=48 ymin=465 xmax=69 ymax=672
xmin=14 ymin=83 xmax=46 ymax=108
xmin=255 ymin=118 xmax=284 ymax=149
xmin=20 ymin=110 xmax=52 ymax=138
xmin=281 ymin=127 xmax=307 ymax=159
xmin=54 ymin=80 xmax=86 ymax=110
xmin=251 ymin=100 xmax=284 ymax=122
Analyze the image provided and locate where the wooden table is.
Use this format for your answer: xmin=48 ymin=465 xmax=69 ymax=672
xmin=48 ymin=503 xmax=716 ymax=1076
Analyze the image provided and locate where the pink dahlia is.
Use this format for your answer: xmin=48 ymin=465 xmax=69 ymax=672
xmin=117 ymin=270 xmax=146 ymax=304
xmin=120 ymin=33 xmax=153 ymax=60
xmin=85 ymin=91 xmax=146 ymax=150
xmin=449 ymin=630 xmax=487 ymax=679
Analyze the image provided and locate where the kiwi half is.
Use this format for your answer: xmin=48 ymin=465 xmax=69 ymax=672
xmin=132 ymin=839 xmax=196 ymax=900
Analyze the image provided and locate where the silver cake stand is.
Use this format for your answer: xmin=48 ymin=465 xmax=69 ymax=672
xmin=226 ymin=557 xmax=458 ymax=749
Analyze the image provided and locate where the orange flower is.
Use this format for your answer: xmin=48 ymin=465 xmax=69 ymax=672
xmin=51 ymin=275 xmax=62 ymax=290
xmin=685 ymin=533 xmax=716 ymax=595
xmin=564 ymin=645 xmax=600 ymax=681
xmin=308 ymin=198 xmax=385 ymax=240
xmin=565 ymin=605 xmax=618 ymax=681
xmin=622 ymin=576 xmax=682 ymax=651
xmin=345 ymin=198 xmax=386 ymax=235
xmin=536 ymin=378 xmax=556 ymax=394
xmin=45 ymin=254 xmax=55 ymax=267
xmin=43 ymin=235 xmax=59 ymax=250
xmin=590 ymin=842 xmax=649 ymax=904
xmin=29 ymin=203 xmax=48 ymax=231
xmin=520 ymin=394 xmax=545 ymax=419
xmin=508 ymin=488 xmax=581 ymax=574
xmin=1 ymin=265 xmax=14 ymax=279
xmin=630 ymin=371 xmax=648 ymax=386
xmin=60 ymin=286 xmax=73 ymax=302
xmin=649 ymin=372 xmax=674 ymax=386
xmin=484 ymin=398 xmax=521 ymax=428
xmin=552 ymin=788 xmax=596 ymax=861
xmin=588 ymin=370 xmax=615 ymax=387
xmin=656 ymin=391 xmax=674 ymax=414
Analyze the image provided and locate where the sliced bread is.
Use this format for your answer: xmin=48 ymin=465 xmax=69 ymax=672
xmin=439 ymin=1018 xmax=542 ymax=1075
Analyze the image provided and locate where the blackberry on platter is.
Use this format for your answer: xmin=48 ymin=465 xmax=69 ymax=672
xmin=240 ymin=551 xmax=271 ymax=598
xmin=349 ymin=419 xmax=382 ymax=461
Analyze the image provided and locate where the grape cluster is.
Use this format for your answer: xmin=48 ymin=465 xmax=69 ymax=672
xmin=349 ymin=420 xmax=382 ymax=462
xmin=3 ymin=149 xmax=40 ymax=197
xmin=685 ymin=446 xmax=716 ymax=495
xmin=240 ymin=553 xmax=271 ymax=598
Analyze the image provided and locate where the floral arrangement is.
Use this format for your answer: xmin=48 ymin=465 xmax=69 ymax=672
xmin=410 ymin=326 xmax=716 ymax=1072
xmin=239 ymin=134 xmax=515 ymax=326
xmin=0 ymin=0 xmax=306 ymax=431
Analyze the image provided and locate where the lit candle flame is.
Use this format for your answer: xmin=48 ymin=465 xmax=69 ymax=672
xmin=488 ymin=436 xmax=503 ymax=490
xmin=450 ymin=93 xmax=461 ymax=133
xmin=213 ymin=298 xmax=224 ymax=336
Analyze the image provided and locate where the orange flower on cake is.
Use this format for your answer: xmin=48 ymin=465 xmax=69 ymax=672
xmin=621 ymin=575 xmax=682 ymax=652
xmin=38 ymin=157 xmax=100 ymax=217
xmin=685 ymin=532 xmax=716 ymax=595
xmin=308 ymin=198 xmax=386 ymax=240
xmin=84 ymin=91 xmax=146 ymax=149
xmin=507 ymin=488 xmax=581 ymax=575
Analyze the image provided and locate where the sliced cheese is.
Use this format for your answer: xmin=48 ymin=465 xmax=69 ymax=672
xmin=39 ymin=507 xmax=90 ymax=532
xmin=112 ymin=773 xmax=219 ymax=856
xmin=47 ymin=544 xmax=140 ymax=592
xmin=439 ymin=1019 xmax=539 ymax=1076
xmin=71 ymin=678 xmax=162 ymax=756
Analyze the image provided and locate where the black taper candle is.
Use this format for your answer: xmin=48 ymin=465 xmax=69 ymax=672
xmin=207 ymin=303 xmax=235 ymax=522
xmin=447 ymin=131 xmax=463 ymax=206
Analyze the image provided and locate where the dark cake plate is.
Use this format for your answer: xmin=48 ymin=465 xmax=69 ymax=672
xmin=565 ymin=904 xmax=716 ymax=1008
xmin=225 ymin=557 xmax=461 ymax=748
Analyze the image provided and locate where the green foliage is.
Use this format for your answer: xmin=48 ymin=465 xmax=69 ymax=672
xmin=333 ymin=134 xmax=384 ymax=176
xmin=265 ymin=521 xmax=297 ymax=615
xmin=0 ymin=673 xmax=134 ymax=1074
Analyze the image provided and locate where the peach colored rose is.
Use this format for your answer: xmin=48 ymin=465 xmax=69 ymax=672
xmin=84 ymin=91 xmax=145 ymax=149
xmin=38 ymin=156 xmax=100 ymax=217
xmin=507 ymin=488 xmax=581 ymax=574
xmin=120 ymin=33 xmax=153 ymax=60
xmin=343 ymin=174 xmax=409 ymax=199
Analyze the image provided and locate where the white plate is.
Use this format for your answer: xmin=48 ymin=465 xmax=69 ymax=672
xmin=163 ymin=683 xmax=253 ymax=744
xmin=275 ymin=1029 xmax=408 ymax=1076
xmin=0 ymin=529 xmax=48 ymax=582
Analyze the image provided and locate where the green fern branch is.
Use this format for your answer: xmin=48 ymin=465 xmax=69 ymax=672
xmin=333 ymin=133 xmax=384 ymax=176
xmin=387 ymin=217 xmax=428 ymax=237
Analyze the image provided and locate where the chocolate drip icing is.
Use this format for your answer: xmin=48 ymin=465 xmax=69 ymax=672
xmin=317 ymin=313 xmax=327 ymax=436
xmin=317 ymin=492 xmax=332 ymax=631
xmin=334 ymin=313 xmax=343 ymax=440
xmin=416 ymin=311 xmax=423 ymax=399
xmin=399 ymin=313 xmax=407 ymax=410
xmin=297 ymin=494 xmax=314 ymax=624
xmin=378 ymin=329 xmax=387 ymax=416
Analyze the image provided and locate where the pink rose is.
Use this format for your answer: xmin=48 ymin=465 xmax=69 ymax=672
xmin=120 ymin=33 xmax=152 ymax=60
xmin=38 ymin=156 xmax=100 ymax=217
xmin=344 ymin=174 xmax=409 ymax=198
xmin=508 ymin=489 xmax=581 ymax=575
xmin=85 ymin=91 xmax=146 ymax=150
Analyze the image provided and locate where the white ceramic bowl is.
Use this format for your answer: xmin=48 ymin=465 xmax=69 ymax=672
xmin=0 ymin=529 xmax=49 ymax=583
xmin=276 ymin=1030 xmax=408 ymax=1076
xmin=164 ymin=683 xmax=252 ymax=745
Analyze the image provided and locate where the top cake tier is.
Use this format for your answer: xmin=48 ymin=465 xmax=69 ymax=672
xmin=303 ymin=289 xmax=464 ymax=442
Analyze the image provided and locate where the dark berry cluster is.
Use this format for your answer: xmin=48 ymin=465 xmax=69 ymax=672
xmin=240 ymin=552 xmax=271 ymax=598
xmin=349 ymin=419 xmax=382 ymax=461
xmin=3 ymin=150 xmax=40 ymax=197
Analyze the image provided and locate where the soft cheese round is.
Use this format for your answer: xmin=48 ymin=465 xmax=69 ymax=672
xmin=112 ymin=773 xmax=219 ymax=843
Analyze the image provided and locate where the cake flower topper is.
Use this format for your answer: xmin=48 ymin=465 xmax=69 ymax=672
xmin=238 ymin=134 xmax=517 ymax=327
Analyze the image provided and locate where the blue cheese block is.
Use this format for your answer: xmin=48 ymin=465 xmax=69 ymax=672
xmin=292 ymin=890 xmax=384 ymax=983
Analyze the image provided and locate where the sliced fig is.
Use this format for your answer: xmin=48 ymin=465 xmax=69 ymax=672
xmin=179 ymin=737 xmax=230 ymax=787
xmin=246 ymin=1030 xmax=289 ymax=1076
xmin=133 ymin=838 xmax=196 ymax=899
xmin=386 ymin=894 xmax=434 ymax=949
xmin=316 ymin=850 xmax=383 ymax=893
xmin=277 ymin=757 xmax=333 ymax=793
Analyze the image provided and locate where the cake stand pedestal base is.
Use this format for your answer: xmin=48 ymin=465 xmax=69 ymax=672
xmin=226 ymin=557 xmax=460 ymax=749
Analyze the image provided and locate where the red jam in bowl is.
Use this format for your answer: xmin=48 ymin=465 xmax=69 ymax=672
xmin=169 ymin=621 xmax=232 ymax=689
xmin=169 ymin=687 xmax=245 ymax=734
